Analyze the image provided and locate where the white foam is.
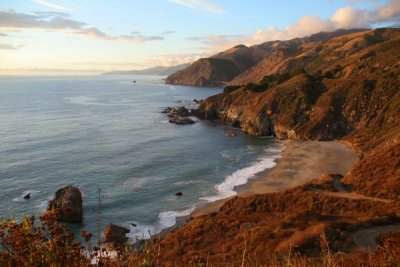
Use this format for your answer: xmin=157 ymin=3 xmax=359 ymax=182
xmin=126 ymin=207 xmax=194 ymax=242
xmin=126 ymin=142 xmax=284 ymax=242
xmin=202 ymin=143 xmax=284 ymax=202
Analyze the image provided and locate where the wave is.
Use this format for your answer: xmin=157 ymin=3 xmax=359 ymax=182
xmin=125 ymin=142 xmax=284 ymax=241
xmin=126 ymin=207 xmax=194 ymax=242
xmin=201 ymin=143 xmax=284 ymax=202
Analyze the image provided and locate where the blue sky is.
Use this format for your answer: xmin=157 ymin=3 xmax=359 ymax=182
xmin=0 ymin=0 xmax=398 ymax=74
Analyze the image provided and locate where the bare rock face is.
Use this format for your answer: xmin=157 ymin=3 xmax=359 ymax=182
xmin=47 ymin=185 xmax=83 ymax=223
xmin=104 ymin=223 xmax=129 ymax=244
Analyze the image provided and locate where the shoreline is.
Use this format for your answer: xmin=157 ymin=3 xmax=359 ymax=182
xmin=191 ymin=139 xmax=359 ymax=217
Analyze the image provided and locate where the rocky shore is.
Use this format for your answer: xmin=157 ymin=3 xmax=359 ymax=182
xmin=152 ymin=28 xmax=400 ymax=264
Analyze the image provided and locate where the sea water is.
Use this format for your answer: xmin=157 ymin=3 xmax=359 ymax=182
xmin=0 ymin=75 xmax=283 ymax=241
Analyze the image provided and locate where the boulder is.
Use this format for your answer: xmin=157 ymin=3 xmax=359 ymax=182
xmin=175 ymin=192 xmax=183 ymax=196
xmin=226 ymin=130 xmax=237 ymax=137
xmin=24 ymin=193 xmax=31 ymax=199
xmin=169 ymin=116 xmax=196 ymax=125
xmin=47 ymin=185 xmax=83 ymax=223
xmin=104 ymin=223 xmax=129 ymax=244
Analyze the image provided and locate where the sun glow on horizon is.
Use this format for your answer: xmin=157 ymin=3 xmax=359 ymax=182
xmin=0 ymin=0 xmax=398 ymax=75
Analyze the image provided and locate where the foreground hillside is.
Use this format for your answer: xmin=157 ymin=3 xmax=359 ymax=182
xmin=155 ymin=28 xmax=400 ymax=265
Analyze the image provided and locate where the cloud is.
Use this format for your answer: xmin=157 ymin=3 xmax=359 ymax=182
xmin=0 ymin=9 xmax=163 ymax=43
xmin=332 ymin=7 xmax=371 ymax=28
xmin=192 ymin=0 xmax=400 ymax=54
xmin=375 ymin=0 xmax=400 ymax=22
xmin=167 ymin=0 xmax=224 ymax=13
xmin=150 ymin=53 xmax=204 ymax=66
xmin=161 ymin=30 xmax=176 ymax=35
xmin=0 ymin=43 xmax=24 ymax=50
xmin=32 ymin=0 xmax=74 ymax=11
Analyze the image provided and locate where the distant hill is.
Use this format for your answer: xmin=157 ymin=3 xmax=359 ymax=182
xmin=101 ymin=63 xmax=190 ymax=76
xmin=166 ymin=29 xmax=366 ymax=87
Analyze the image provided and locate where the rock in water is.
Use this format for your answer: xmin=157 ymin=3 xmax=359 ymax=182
xmin=169 ymin=116 xmax=196 ymax=125
xmin=175 ymin=192 xmax=183 ymax=196
xmin=226 ymin=130 xmax=237 ymax=137
xmin=47 ymin=185 xmax=83 ymax=223
xmin=104 ymin=223 xmax=129 ymax=244
xmin=24 ymin=192 xmax=31 ymax=199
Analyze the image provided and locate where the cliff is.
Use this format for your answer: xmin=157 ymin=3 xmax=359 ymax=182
xmin=197 ymin=28 xmax=400 ymax=152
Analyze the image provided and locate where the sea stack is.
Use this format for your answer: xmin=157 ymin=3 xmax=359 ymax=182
xmin=46 ymin=185 xmax=83 ymax=223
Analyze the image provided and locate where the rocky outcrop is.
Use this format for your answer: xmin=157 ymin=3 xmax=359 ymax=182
xmin=162 ymin=106 xmax=197 ymax=125
xmin=47 ymin=185 xmax=83 ymax=223
xmin=104 ymin=223 xmax=129 ymax=244
xmin=162 ymin=106 xmax=191 ymax=117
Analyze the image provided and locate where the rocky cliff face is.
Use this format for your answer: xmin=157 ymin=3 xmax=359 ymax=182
xmin=197 ymin=28 xmax=400 ymax=152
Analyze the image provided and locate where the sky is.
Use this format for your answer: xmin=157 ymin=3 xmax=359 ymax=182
xmin=0 ymin=0 xmax=399 ymax=75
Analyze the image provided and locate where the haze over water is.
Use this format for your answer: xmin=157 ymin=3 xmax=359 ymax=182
xmin=0 ymin=76 xmax=282 ymax=239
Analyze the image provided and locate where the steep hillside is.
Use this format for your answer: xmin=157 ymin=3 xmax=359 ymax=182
xmin=165 ymin=44 xmax=273 ymax=86
xmin=155 ymin=175 xmax=400 ymax=265
xmin=165 ymin=58 xmax=241 ymax=86
xmin=198 ymin=28 xmax=400 ymax=152
xmin=165 ymin=29 xmax=365 ymax=86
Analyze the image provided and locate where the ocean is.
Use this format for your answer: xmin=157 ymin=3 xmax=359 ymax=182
xmin=0 ymin=75 xmax=283 ymax=241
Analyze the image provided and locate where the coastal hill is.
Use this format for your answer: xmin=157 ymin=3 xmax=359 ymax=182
xmin=155 ymin=28 xmax=400 ymax=264
xmin=101 ymin=63 xmax=190 ymax=76
xmin=165 ymin=29 xmax=365 ymax=86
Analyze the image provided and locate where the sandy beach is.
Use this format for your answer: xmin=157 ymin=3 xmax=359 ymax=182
xmin=192 ymin=140 xmax=359 ymax=216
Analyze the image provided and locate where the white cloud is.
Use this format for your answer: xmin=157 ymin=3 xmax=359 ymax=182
xmin=32 ymin=0 xmax=74 ymax=11
xmin=150 ymin=53 xmax=204 ymax=66
xmin=0 ymin=43 xmax=24 ymax=50
xmin=332 ymin=7 xmax=371 ymax=28
xmin=0 ymin=9 xmax=163 ymax=43
xmin=375 ymin=0 xmax=400 ymax=22
xmin=167 ymin=0 xmax=224 ymax=13
xmin=191 ymin=0 xmax=400 ymax=54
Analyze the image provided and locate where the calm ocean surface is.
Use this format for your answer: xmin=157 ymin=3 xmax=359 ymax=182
xmin=0 ymin=75 xmax=282 ymax=240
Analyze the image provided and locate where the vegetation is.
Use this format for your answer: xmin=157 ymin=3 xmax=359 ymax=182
xmin=223 ymin=85 xmax=241 ymax=94
xmin=1 ymin=213 xmax=400 ymax=266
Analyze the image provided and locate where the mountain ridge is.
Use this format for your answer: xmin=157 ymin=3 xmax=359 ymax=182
xmin=165 ymin=28 xmax=367 ymax=86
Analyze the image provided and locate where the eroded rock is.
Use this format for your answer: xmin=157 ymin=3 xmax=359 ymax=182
xmin=47 ymin=185 xmax=83 ymax=223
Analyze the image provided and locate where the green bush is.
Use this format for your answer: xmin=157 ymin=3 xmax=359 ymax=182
xmin=223 ymin=85 xmax=241 ymax=94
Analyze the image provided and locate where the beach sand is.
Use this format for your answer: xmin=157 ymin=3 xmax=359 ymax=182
xmin=191 ymin=140 xmax=359 ymax=216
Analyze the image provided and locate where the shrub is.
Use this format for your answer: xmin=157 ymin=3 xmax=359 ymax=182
xmin=223 ymin=85 xmax=241 ymax=94
xmin=244 ymin=82 xmax=268 ymax=92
